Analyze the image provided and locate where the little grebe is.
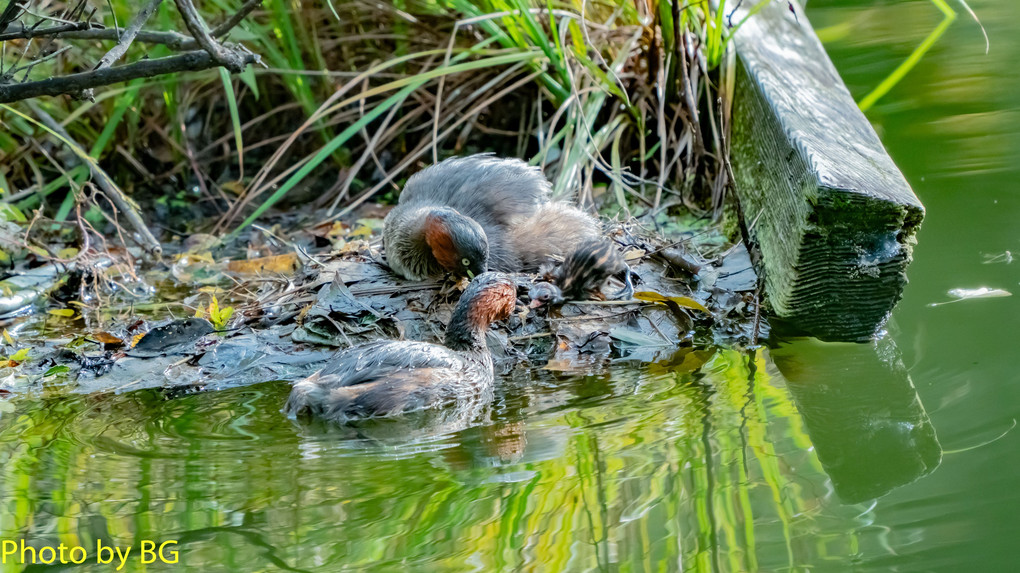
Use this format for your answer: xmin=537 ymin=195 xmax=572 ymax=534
xmin=383 ymin=154 xmax=599 ymax=280
xmin=284 ymin=272 xmax=518 ymax=422
xmin=528 ymin=238 xmax=635 ymax=308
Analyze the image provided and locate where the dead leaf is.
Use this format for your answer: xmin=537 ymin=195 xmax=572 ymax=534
xmin=623 ymin=249 xmax=645 ymax=261
xmin=220 ymin=180 xmax=246 ymax=195
xmin=609 ymin=328 xmax=671 ymax=347
xmin=92 ymin=331 xmax=124 ymax=346
xmin=226 ymin=253 xmax=299 ymax=275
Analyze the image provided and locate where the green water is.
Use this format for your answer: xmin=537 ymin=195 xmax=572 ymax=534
xmin=2 ymin=1 xmax=1019 ymax=570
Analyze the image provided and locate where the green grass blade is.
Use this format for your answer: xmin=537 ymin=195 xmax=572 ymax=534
xmin=219 ymin=68 xmax=246 ymax=179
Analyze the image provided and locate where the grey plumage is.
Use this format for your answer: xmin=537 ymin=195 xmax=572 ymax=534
xmin=283 ymin=272 xmax=516 ymax=423
xmin=284 ymin=340 xmax=492 ymax=422
xmin=383 ymin=154 xmax=600 ymax=280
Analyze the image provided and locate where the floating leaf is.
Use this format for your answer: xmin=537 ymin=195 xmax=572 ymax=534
xmin=2 ymin=329 xmax=13 ymax=345
xmin=633 ymin=291 xmax=710 ymax=313
xmin=9 ymin=348 xmax=28 ymax=362
xmin=57 ymin=247 xmax=79 ymax=259
xmin=44 ymin=365 xmax=70 ymax=376
xmin=48 ymin=309 xmax=76 ymax=318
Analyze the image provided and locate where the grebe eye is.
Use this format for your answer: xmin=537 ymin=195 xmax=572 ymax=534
xmin=461 ymin=258 xmax=471 ymax=266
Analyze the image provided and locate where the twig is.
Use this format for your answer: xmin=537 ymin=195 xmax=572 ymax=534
xmin=0 ymin=0 xmax=260 ymax=46
xmin=0 ymin=50 xmax=259 ymax=102
xmin=24 ymin=100 xmax=163 ymax=255
xmin=10 ymin=45 xmax=72 ymax=80
xmin=208 ymin=0 xmax=261 ymax=38
xmin=173 ymin=0 xmax=246 ymax=72
xmin=0 ymin=20 xmax=95 ymax=41
xmin=91 ymin=0 xmax=163 ymax=72
xmin=508 ymin=332 xmax=553 ymax=342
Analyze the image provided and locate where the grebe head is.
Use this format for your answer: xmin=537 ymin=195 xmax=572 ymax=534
xmin=424 ymin=208 xmax=489 ymax=278
xmin=527 ymin=281 xmax=564 ymax=309
xmin=445 ymin=272 xmax=518 ymax=350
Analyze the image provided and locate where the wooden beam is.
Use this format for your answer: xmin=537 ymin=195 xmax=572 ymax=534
xmin=727 ymin=0 xmax=924 ymax=341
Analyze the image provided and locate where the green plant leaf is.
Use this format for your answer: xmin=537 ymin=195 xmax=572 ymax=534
xmin=219 ymin=68 xmax=246 ymax=179
xmin=44 ymin=365 xmax=70 ymax=376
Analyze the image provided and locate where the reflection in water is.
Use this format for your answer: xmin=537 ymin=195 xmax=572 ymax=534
xmin=770 ymin=337 xmax=942 ymax=503
xmin=0 ymin=350 xmax=895 ymax=571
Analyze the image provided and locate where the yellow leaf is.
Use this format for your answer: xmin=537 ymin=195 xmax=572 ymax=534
xmin=2 ymin=329 xmax=13 ymax=345
xmin=57 ymin=247 xmax=80 ymax=259
xmin=48 ymin=309 xmax=76 ymax=318
xmin=131 ymin=333 xmax=146 ymax=348
xmin=10 ymin=348 xmax=28 ymax=362
xmin=633 ymin=291 xmax=711 ymax=313
xmin=176 ymin=251 xmax=217 ymax=265
xmin=326 ymin=222 xmax=346 ymax=237
xmin=348 ymin=225 xmax=373 ymax=238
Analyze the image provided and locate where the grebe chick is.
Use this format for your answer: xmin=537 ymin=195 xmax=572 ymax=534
xmin=284 ymin=272 xmax=518 ymax=422
xmin=529 ymin=239 xmax=635 ymax=308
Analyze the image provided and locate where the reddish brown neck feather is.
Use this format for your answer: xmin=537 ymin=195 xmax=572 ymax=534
xmin=467 ymin=284 xmax=516 ymax=329
xmin=424 ymin=215 xmax=459 ymax=271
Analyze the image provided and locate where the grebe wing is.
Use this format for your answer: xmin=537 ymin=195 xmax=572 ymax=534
xmin=314 ymin=340 xmax=465 ymax=388
xmin=400 ymin=154 xmax=549 ymax=223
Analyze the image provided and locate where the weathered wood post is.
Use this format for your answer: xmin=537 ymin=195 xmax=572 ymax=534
xmin=727 ymin=0 xmax=924 ymax=341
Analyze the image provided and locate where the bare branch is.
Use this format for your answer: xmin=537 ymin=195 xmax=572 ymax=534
xmin=0 ymin=0 xmax=260 ymax=47
xmin=0 ymin=20 xmax=97 ymax=41
xmin=0 ymin=49 xmax=259 ymax=103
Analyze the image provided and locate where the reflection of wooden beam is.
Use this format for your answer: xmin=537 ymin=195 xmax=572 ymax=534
xmin=770 ymin=338 xmax=941 ymax=503
xmin=728 ymin=0 xmax=924 ymax=342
